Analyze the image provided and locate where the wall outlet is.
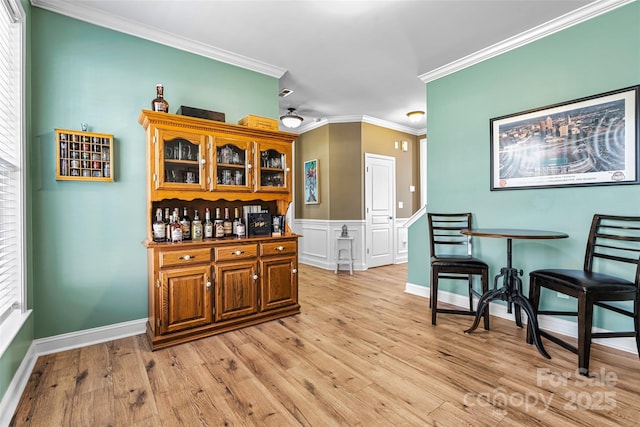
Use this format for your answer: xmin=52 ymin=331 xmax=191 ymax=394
xmin=398 ymin=201 xmax=403 ymax=209
xmin=394 ymin=141 xmax=399 ymax=149
xmin=409 ymin=185 xmax=415 ymax=192
xmin=401 ymin=140 xmax=408 ymax=151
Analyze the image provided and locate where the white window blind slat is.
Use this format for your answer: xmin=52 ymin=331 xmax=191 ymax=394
xmin=0 ymin=0 xmax=24 ymax=331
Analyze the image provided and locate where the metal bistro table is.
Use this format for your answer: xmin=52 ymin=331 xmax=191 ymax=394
xmin=461 ymin=228 xmax=568 ymax=358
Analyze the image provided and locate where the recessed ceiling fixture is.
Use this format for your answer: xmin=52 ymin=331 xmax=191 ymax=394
xmin=280 ymin=108 xmax=304 ymax=128
xmin=279 ymin=88 xmax=294 ymax=97
xmin=407 ymin=110 xmax=425 ymax=123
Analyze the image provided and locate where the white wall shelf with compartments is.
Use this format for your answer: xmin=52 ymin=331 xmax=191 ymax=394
xmin=56 ymin=128 xmax=114 ymax=182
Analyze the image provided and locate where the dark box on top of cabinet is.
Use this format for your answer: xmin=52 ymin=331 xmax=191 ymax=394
xmin=176 ymin=106 xmax=225 ymax=123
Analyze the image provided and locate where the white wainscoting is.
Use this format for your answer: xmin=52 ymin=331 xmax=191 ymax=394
xmin=293 ymin=218 xmax=409 ymax=270
xmin=293 ymin=219 xmax=365 ymax=271
xmin=396 ymin=218 xmax=409 ymax=263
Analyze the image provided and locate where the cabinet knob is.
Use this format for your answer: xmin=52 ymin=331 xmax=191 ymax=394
xmin=179 ymin=255 xmax=194 ymax=260
xmin=200 ymin=158 xmax=206 ymax=165
xmin=253 ymin=274 xmax=258 ymax=280
xmin=233 ymin=250 xmax=244 ymax=256
xmin=247 ymin=163 xmax=252 ymax=169
xmin=292 ymin=268 xmax=297 ymax=274
xmin=275 ymin=246 xmax=284 ymax=251
xmin=206 ymin=280 xmax=211 ymax=289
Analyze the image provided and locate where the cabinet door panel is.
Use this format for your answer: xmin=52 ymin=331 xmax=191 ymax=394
xmin=254 ymin=140 xmax=291 ymax=193
xmin=155 ymin=127 xmax=209 ymax=192
xmin=215 ymin=260 xmax=259 ymax=321
xmin=159 ymin=265 xmax=212 ymax=334
xmin=260 ymin=256 xmax=298 ymax=311
xmin=212 ymin=136 xmax=253 ymax=192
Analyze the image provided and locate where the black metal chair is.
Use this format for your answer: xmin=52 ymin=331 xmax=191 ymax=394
xmin=428 ymin=213 xmax=489 ymax=329
xmin=527 ymin=214 xmax=640 ymax=375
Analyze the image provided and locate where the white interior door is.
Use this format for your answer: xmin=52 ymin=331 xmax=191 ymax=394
xmin=365 ymin=153 xmax=395 ymax=268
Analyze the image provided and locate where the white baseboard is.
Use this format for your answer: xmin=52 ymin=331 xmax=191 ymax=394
xmin=33 ymin=318 xmax=147 ymax=356
xmin=405 ymin=282 xmax=638 ymax=356
xmin=0 ymin=318 xmax=147 ymax=427
xmin=0 ymin=343 xmax=37 ymax=427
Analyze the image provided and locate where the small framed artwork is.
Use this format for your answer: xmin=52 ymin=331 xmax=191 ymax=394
xmin=490 ymin=85 xmax=639 ymax=190
xmin=304 ymin=159 xmax=319 ymax=204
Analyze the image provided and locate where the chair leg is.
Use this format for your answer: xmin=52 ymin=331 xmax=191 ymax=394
xmin=482 ymin=271 xmax=490 ymax=331
xmin=634 ymin=297 xmax=640 ymax=359
xmin=467 ymin=274 xmax=473 ymax=311
xmin=431 ymin=269 xmax=439 ymax=326
xmin=526 ymin=277 xmax=542 ymax=345
xmin=577 ymin=294 xmax=594 ymax=376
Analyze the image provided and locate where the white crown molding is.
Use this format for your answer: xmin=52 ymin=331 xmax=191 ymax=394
xmin=30 ymin=0 xmax=286 ymax=78
xmin=419 ymin=0 xmax=636 ymax=84
xmin=294 ymin=115 xmax=425 ymax=136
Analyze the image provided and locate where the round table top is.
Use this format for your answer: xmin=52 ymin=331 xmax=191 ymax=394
xmin=461 ymin=228 xmax=569 ymax=240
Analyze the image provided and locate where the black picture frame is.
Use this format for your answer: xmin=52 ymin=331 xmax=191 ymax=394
xmin=490 ymin=85 xmax=640 ymax=191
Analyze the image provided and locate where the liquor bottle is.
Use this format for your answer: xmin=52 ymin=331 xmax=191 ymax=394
xmin=170 ymin=209 xmax=182 ymax=242
xmin=191 ymin=209 xmax=203 ymax=241
xmin=236 ymin=217 xmax=246 ymax=238
xmin=152 ymin=208 xmax=166 ymax=242
xmin=214 ymin=207 xmax=225 ymax=238
xmin=164 ymin=207 xmax=171 ymax=241
xmin=223 ymin=207 xmax=233 ymax=237
xmin=180 ymin=207 xmax=191 ymax=240
xmin=204 ymin=207 xmax=214 ymax=239
xmin=232 ymin=207 xmax=241 ymax=236
xmin=151 ymin=84 xmax=169 ymax=113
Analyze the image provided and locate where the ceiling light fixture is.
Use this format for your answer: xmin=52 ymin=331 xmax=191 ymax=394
xmin=280 ymin=108 xmax=304 ymax=128
xmin=407 ymin=110 xmax=425 ymax=123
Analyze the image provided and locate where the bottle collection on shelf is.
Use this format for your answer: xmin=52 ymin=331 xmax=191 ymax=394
xmin=152 ymin=205 xmax=264 ymax=243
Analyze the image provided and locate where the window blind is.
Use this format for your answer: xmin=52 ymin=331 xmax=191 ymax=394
xmin=0 ymin=0 xmax=24 ymax=328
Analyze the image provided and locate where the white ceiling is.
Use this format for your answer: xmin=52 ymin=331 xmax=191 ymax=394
xmin=33 ymin=0 xmax=625 ymax=134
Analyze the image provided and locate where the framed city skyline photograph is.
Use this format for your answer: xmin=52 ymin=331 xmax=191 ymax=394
xmin=490 ymin=85 xmax=639 ymax=191
xmin=304 ymin=159 xmax=319 ymax=204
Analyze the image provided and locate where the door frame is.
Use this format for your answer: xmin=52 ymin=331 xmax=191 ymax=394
xmin=364 ymin=153 xmax=396 ymax=268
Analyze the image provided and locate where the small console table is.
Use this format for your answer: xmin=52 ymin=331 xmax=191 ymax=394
xmin=335 ymin=236 xmax=354 ymax=275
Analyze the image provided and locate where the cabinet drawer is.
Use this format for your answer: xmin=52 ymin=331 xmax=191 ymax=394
xmin=260 ymin=240 xmax=296 ymax=256
xmin=159 ymin=248 xmax=211 ymax=268
xmin=214 ymin=243 xmax=258 ymax=261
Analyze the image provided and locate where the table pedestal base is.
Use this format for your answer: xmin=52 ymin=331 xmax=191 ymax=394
xmin=465 ymin=266 xmax=551 ymax=359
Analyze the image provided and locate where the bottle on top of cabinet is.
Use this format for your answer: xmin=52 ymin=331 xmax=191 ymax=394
xmin=151 ymin=84 xmax=169 ymax=113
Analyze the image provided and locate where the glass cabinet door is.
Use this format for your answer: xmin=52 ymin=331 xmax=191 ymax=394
xmin=212 ymin=136 xmax=252 ymax=192
xmin=255 ymin=141 xmax=291 ymax=193
xmin=155 ymin=128 xmax=208 ymax=191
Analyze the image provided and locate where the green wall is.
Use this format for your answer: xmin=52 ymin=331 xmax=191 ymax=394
xmin=408 ymin=3 xmax=640 ymax=332
xmin=2 ymin=6 xmax=279 ymax=404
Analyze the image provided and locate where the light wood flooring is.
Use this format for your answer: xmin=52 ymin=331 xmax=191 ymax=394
xmin=10 ymin=264 xmax=640 ymax=426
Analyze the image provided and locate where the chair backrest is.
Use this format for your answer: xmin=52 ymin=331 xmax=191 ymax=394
xmin=584 ymin=214 xmax=640 ymax=286
xmin=427 ymin=213 xmax=473 ymax=257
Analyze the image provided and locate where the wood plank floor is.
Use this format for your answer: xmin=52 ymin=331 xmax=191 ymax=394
xmin=10 ymin=264 xmax=640 ymax=426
